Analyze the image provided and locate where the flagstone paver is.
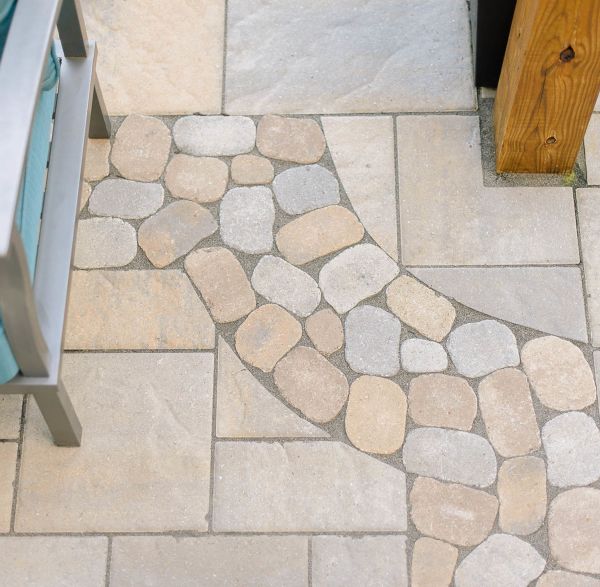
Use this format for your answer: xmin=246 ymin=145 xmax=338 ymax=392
xmin=74 ymin=218 xmax=138 ymax=269
xmin=84 ymin=138 xmax=111 ymax=181
xmin=305 ymin=309 xmax=344 ymax=356
xmin=0 ymin=395 xmax=23 ymax=439
xmin=89 ymin=179 xmax=164 ymax=219
xmin=230 ymin=154 xmax=274 ymax=185
xmin=400 ymin=339 xmax=448 ymax=373
xmin=0 ymin=443 xmax=17 ymax=532
xmin=164 ymin=155 xmax=229 ymax=203
xmin=411 ymin=537 xmax=458 ymax=587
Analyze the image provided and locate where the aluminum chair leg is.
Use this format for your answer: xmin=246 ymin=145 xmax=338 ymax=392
xmin=88 ymin=77 xmax=111 ymax=139
xmin=33 ymin=381 xmax=82 ymax=446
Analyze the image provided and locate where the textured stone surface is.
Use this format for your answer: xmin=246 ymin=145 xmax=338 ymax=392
xmin=0 ymin=395 xmax=23 ymax=439
xmin=400 ymin=339 xmax=448 ymax=373
xmin=276 ymin=205 xmax=364 ymax=265
xmin=410 ymin=477 xmax=498 ymax=546
xmin=319 ymin=244 xmax=399 ymax=313
xmin=322 ymin=116 xmax=398 ymax=260
xmin=89 ymin=178 xmax=164 ymax=219
xmin=138 ymin=201 xmax=217 ymax=268
xmin=82 ymin=0 xmax=224 ymax=115
xmin=173 ymin=116 xmax=255 ymax=156
xmin=235 ymin=304 xmax=301 ymax=372
xmin=0 ymin=537 xmax=107 ymax=587
xmin=0 ymin=443 xmax=17 ymax=531
xmin=537 ymin=571 xmax=600 ymax=586
xmin=305 ymin=309 xmax=344 ymax=355
xmin=345 ymin=376 xmax=407 ymax=454
xmin=411 ymin=538 xmax=458 ymax=587
xmin=522 ymin=336 xmax=596 ymax=411
xmin=84 ymin=138 xmax=110 ymax=181
xmin=220 ymin=187 xmax=275 ymax=254
xmin=498 ymin=456 xmax=547 ymax=536
xmin=213 ymin=441 xmax=407 ymax=532
xmin=74 ymin=218 xmax=137 ymax=269
xmin=478 ymin=368 xmax=540 ymax=458
xmin=447 ymin=320 xmax=520 ymax=378
xmin=386 ymin=276 xmax=455 ymax=341
xmin=345 ymin=305 xmax=401 ymax=376
xmin=549 ymin=488 xmax=600 ymax=574
xmin=111 ymin=115 xmax=171 ymax=181
xmin=585 ymin=114 xmax=600 ymax=186
xmin=312 ymin=536 xmax=408 ymax=587
xmin=257 ymin=115 xmax=326 ymax=164
xmin=273 ymin=165 xmax=340 ymax=215
xmin=403 ymin=428 xmax=497 ymax=487
xmin=80 ymin=181 xmax=91 ymax=211
xmin=16 ymin=354 xmax=213 ymax=531
xmin=542 ymin=412 xmax=600 ymax=487
xmin=164 ymin=154 xmax=228 ymax=203
xmin=411 ymin=267 xmax=588 ymax=342
xmin=65 ymin=270 xmax=215 ymax=350
xmin=251 ymin=255 xmax=321 ymax=317
xmin=231 ymin=154 xmax=274 ymax=185
xmin=224 ymin=0 xmax=475 ymax=113
xmin=110 ymin=536 xmax=308 ymax=587
xmin=185 ymin=247 xmax=256 ymax=323
xmin=216 ymin=338 xmax=326 ymax=439
xmin=408 ymin=374 xmax=477 ymax=431
xmin=274 ymin=346 xmax=349 ymax=423
xmin=454 ymin=534 xmax=545 ymax=587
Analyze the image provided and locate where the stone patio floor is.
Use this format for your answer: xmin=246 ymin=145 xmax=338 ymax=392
xmin=3 ymin=0 xmax=600 ymax=585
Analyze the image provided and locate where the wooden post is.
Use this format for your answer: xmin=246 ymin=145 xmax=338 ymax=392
xmin=494 ymin=0 xmax=600 ymax=174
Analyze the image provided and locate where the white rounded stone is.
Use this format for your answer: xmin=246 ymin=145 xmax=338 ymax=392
xmin=74 ymin=218 xmax=137 ymax=269
xmin=89 ymin=179 xmax=164 ymax=219
xmin=400 ymin=339 xmax=447 ymax=373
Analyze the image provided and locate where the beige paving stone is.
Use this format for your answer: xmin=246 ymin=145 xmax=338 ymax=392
xmin=274 ymin=346 xmax=349 ymax=423
xmin=344 ymin=376 xmax=407 ymax=454
xmin=537 ymin=570 xmax=600 ymax=586
xmin=522 ymin=336 xmax=596 ymax=411
xmin=408 ymin=374 xmax=477 ymax=431
xmin=216 ymin=338 xmax=327 ymax=438
xmin=548 ymin=488 xmax=600 ymax=574
xmin=164 ymin=154 xmax=228 ymax=203
xmin=276 ymin=205 xmax=364 ymax=265
xmin=213 ymin=441 xmax=407 ymax=532
xmin=84 ymin=138 xmax=110 ymax=181
xmin=0 ymin=443 xmax=17 ymax=532
xmin=386 ymin=275 xmax=455 ymax=342
xmin=235 ymin=304 xmax=301 ymax=372
xmin=411 ymin=537 xmax=458 ymax=587
xmin=231 ymin=154 xmax=274 ymax=185
xmin=0 ymin=537 xmax=107 ymax=586
xmin=65 ymin=270 xmax=215 ymax=350
xmin=322 ymin=116 xmax=398 ymax=260
xmin=0 ymin=395 xmax=23 ymax=439
xmin=305 ymin=309 xmax=344 ymax=356
xmin=82 ymin=0 xmax=224 ymax=115
xmin=111 ymin=536 xmax=308 ymax=587
xmin=312 ymin=536 xmax=408 ymax=587
xmin=400 ymin=338 xmax=448 ymax=373
xmin=74 ymin=218 xmax=137 ymax=269
xmin=80 ymin=181 xmax=92 ymax=211
xmin=498 ymin=456 xmax=547 ymax=536
xmin=256 ymin=115 xmax=325 ymax=163
xmin=185 ymin=247 xmax=256 ymax=323
xmin=138 ymin=200 xmax=218 ymax=268
xmin=410 ymin=477 xmax=498 ymax=546
xmin=478 ymin=368 xmax=540 ymax=458
xmin=585 ymin=113 xmax=600 ymax=186
xmin=110 ymin=114 xmax=171 ymax=181
xmin=16 ymin=353 xmax=213 ymax=532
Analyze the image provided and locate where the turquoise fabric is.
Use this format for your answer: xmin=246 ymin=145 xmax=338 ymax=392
xmin=0 ymin=0 xmax=59 ymax=383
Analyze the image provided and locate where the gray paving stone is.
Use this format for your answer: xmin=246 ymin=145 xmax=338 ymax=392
xmin=173 ymin=115 xmax=256 ymax=156
xmin=585 ymin=114 xmax=600 ymax=186
xmin=0 ymin=537 xmax=107 ymax=586
xmin=447 ymin=320 xmax=520 ymax=378
xmin=225 ymin=0 xmax=475 ymax=114
xmin=319 ymin=244 xmax=399 ymax=314
xmin=410 ymin=267 xmax=588 ymax=342
xmin=89 ymin=178 xmax=164 ymax=219
xmin=272 ymin=165 xmax=340 ymax=215
xmin=542 ymin=412 xmax=600 ymax=487
xmin=0 ymin=443 xmax=17 ymax=531
xmin=345 ymin=305 xmax=401 ymax=376
xmin=16 ymin=353 xmax=213 ymax=532
xmin=537 ymin=570 xmax=600 ymax=587
xmin=403 ymin=427 xmax=497 ymax=488
xmin=74 ymin=218 xmax=137 ymax=269
xmin=400 ymin=339 xmax=448 ymax=373
xmin=312 ymin=536 xmax=408 ymax=587
xmin=0 ymin=395 xmax=23 ymax=439
xmin=213 ymin=441 xmax=407 ymax=532
xmin=220 ymin=187 xmax=275 ymax=254
xmin=111 ymin=536 xmax=308 ymax=587
xmin=251 ymin=255 xmax=321 ymax=317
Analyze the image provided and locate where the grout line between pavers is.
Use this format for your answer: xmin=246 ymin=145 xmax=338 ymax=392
xmin=9 ymin=395 xmax=27 ymax=534
xmin=8 ymin=530 xmax=411 ymax=538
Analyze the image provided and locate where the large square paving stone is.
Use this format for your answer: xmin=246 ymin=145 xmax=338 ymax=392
xmin=15 ymin=353 xmax=213 ymax=533
xmin=0 ymin=443 xmax=17 ymax=532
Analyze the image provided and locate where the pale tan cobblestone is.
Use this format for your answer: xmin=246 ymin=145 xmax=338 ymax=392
xmin=305 ymin=309 xmax=344 ymax=355
xmin=537 ymin=570 xmax=600 ymax=586
xmin=231 ymin=154 xmax=274 ymax=185
xmin=80 ymin=181 xmax=92 ymax=211
xmin=84 ymin=138 xmax=110 ymax=181
xmin=411 ymin=537 xmax=458 ymax=587
xmin=164 ymin=154 xmax=228 ymax=203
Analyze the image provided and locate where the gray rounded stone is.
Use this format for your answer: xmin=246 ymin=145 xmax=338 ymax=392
xmin=272 ymin=164 xmax=340 ymax=215
xmin=220 ymin=187 xmax=275 ymax=254
xmin=89 ymin=179 xmax=164 ymax=219
xmin=345 ymin=305 xmax=401 ymax=377
xmin=400 ymin=339 xmax=448 ymax=373
xmin=447 ymin=320 xmax=519 ymax=378
xmin=74 ymin=218 xmax=137 ymax=269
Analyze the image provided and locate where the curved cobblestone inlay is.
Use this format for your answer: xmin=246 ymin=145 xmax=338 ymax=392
xmin=75 ymin=113 xmax=600 ymax=584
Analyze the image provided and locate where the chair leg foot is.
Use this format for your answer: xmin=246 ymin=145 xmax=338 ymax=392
xmin=33 ymin=383 xmax=82 ymax=447
xmin=88 ymin=76 xmax=111 ymax=139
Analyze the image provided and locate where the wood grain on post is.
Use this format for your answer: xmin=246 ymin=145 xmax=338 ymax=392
xmin=494 ymin=0 xmax=600 ymax=174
